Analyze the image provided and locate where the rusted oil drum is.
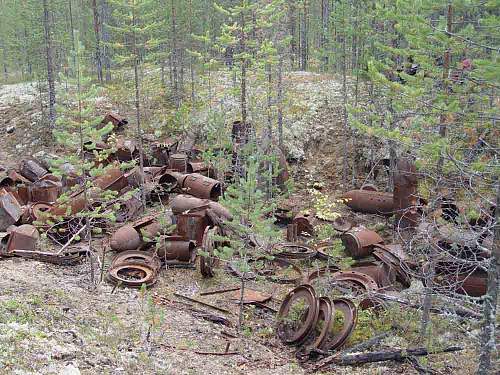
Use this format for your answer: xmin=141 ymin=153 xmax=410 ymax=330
xmin=157 ymin=236 xmax=196 ymax=263
xmin=176 ymin=210 xmax=209 ymax=246
xmin=341 ymin=227 xmax=384 ymax=258
xmin=182 ymin=173 xmax=222 ymax=201
xmin=293 ymin=213 xmax=314 ymax=235
xmin=341 ymin=190 xmax=394 ymax=215
xmin=169 ymin=153 xmax=188 ymax=173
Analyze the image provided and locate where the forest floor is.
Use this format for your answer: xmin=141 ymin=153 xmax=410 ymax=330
xmin=0 ymin=73 xmax=486 ymax=374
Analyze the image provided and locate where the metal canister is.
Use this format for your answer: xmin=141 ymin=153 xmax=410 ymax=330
xmin=341 ymin=227 xmax=384 ymax=258
xmin=169 ymin=154 xmax=188 ymax=173
xmin=341 ymin=190 xmax=394 ymax=215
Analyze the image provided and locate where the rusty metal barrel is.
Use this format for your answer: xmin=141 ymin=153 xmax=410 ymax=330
xmin=157 ymin=236 xmax=196 ymax=263
xmin=169 ymin=153 xmax=188 ymax=173
xmin=341 ymin=190 xmax=394 ymax=215
xmin=341 ymin=227 xmax=384 ymax=258
xmin=182 ymin=173 xmax=222 ymax=201
xmin=176 ymin=210 xmax=209 ymax=246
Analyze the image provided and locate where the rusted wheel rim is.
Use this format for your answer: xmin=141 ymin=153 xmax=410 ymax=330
xmin=200 ymin=226 xmax=219 ymax=278
xmin=277 ymin=284 xmax=319 ymax=344
xmin=111 ymin=250 xmax=161 ymax=271
xmin=308 ymin=297 xmax=334 ymax=350
xmin=273 ymin=242 xmax=317 ymax=260
xmin=320 ymin=298 xmax=357 ymax=351
xmin=108 ymin=263 xmax=157 ymax=288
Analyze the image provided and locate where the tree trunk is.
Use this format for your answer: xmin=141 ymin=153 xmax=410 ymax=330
xmin=91 ymin=0 xmax=103 ymax=82
xmin=100 ymin=0 xmax=112 ymax=81
xmin=43 ymin=0 xmax=56 ymax=130
xmin=189 ymin=0 xmax=195 ymax=102
xmin=132 ymin=7 xmax=146 ymax=209
xmin=171 ymin=0 xmax=179 ymax=107
xmin=240 ymin=9 xmax=247 ymax=126
xmin=300 ymin=0 xmax=308 ymax=71
xmin=341 ymin=19 xmax=349 ymax=183
xmin=277 ymin=53 xmax=284 ymax=148
xmin=287 ymin=3 xmax=297 ymax=68
xmin=321 ymin=0 xmax=329 ymax=71
xmin=437 ymin=3 xmax=452 ymax=172
xmin=477 ymin=182 xmax=499 ymax=374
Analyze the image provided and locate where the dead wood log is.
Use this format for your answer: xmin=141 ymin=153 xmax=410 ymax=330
xmin=309 ymin=346 xmax=463 ymax=373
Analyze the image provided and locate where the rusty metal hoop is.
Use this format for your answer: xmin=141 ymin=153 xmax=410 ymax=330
xmin=276 ymin=284 xmax=319 ymax=345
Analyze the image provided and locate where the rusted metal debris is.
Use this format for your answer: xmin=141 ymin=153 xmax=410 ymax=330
xmin=30 ymin=179 xmax=61 ymax=203
xmin=332 ymin=216 xmax=353 ymax=232
xmin=341 ymin=190 xmax=394 ymax=215
xmin=200 ymin=226 xmax=220 ymax=278
xmin=157 ymin=235 xmax=197 ymax=264
xmin=0 ymin=189 xmax=22 ymax=231
xmin=276 ymin=284 xmax=358 ymax=351
xmin=177 ymin=209 xmax=209 ymax=246
xmin=373 ymin=244 xmax=411 ymax=288
xmin=293 ymin=213 xmax=314 ymax=235
xmin=182 ymin=173 xmax=222 ymax=201
xmin=20 ymin=159 xmax=48 ymax=182
xmin=169 ymin=153 xmax=189 ymax=173
xmin=273 ymin=242 xmax=317 ymax=260
xmin=341 ymin=227 xmax=384 ymax=259
xmin=426 ymin=262 xmax=487 ymax=297
xmin=252 ymin=256 xmax=304 ymax=284
xmin=393 ymin=159 xmax=419 ymax=228
xmin=286 ymin=223 xmax=298 ymax=242
xmin=228 ymin=288 xmax=271 ymax=304
xmin=6 ymin=224 xmax=39 ymax=252
xmin=107 ymin=249 xmax=160 ymax=289
xmin=110 ymin=214 xmax=170 ymax=252
xmin=101 ymin=112 xmax=128 ymax=130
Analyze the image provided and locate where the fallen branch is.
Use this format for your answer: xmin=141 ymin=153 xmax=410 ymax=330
xmin=56 ymin=224 xmax=87 ymax=255
xmin=309 ymin=346 xmax=463 ymax=373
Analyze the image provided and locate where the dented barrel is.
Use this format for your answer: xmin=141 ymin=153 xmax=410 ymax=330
xmin=341 ymin=227 xmax=384 ymax=258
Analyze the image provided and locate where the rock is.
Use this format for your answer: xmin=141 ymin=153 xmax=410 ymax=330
xmin=6 ymin=125 xmax=15 ymax=134
xmin=51 ymin=344 xmax=76 ymax=360
xmin=61 ymin=364 xmax=81 ymax=375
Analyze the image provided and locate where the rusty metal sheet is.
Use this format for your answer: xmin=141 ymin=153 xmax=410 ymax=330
xmin=342 ymin=190 xmax=394 ymax=215
xmin=0 ymin=189 xmax=22 ymax=231
xmin=394 ymin=159 xmax=419 ymax=228
xmin=19 ymin=159 xmax=48 ymax=182
xmin=276 ymin=284 xmax=319 ymax=345
xmin=228 ymin=289 xmax=271 ymax=304
xmin=6 ymin=224 xmax=39 ymax=252
xmin=341 ymin=227 xmax=384 ymax=258
xmin=93 ymin=167 xmax=128 ymax=192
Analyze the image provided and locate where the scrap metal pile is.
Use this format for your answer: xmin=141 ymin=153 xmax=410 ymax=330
xmin=272 ymin=157 xmax=493 ymax=359
xmin=0 ymin=112 xmax=234 ymax=275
